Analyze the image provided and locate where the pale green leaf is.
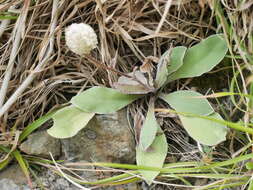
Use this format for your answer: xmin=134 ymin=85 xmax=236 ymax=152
xmin=179 ymin=112 xmax=227 ymax=146
xmin=71 ymin=87 xmax=141 ymax=114
xmin=136 ymin=127 xmax=168 ymax=184
xmin=155 ymin=51 xmax=169 ymax=88
xmin=159 ymin=90 xmax=214 ymax=116
xmin=47 ymin=106 xmax=95 ymax=138
xmin=155 ymin=46 xmax=187 ymax=88
xmin=168 ymin=46 xmax=187 ymax=75
xmin=168 ymin=34 xmax=228 ymax=81
xmin=139 ymin=100 xmax=159 ymax=150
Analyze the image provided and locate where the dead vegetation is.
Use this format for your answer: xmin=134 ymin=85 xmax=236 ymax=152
xmin=0 ymin=0 xmax=253 ymax=189
xmin=0 ymin=0 xmax=219 ymax=128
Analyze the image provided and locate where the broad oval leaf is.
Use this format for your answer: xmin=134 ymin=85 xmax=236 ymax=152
xmin=168 ymin=46 xmax=187 ymax=75
xmin=168 ymin=34 xmax=228 ymax=81
xmin=159 ymin=90 xmax=214 ymax=115
xmin=47 ymin=106 xmax=95 ymax=138
xmin=179 ymin=112 xmax=227 ymax=146
xmin=139 ymin=100 xmax=159 ymax=150
xmin=136 ymin=127 xmax=168 ymax=185
xmin=71 ymin=87 xmax=141 ymax=114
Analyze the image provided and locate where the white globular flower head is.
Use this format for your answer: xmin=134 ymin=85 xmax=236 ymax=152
xmin=65 ymin=23 xmax=98 ymax=55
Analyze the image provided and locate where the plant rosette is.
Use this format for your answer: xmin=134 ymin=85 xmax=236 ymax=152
xmin=47 ymin=33 xmax=229 ymax=184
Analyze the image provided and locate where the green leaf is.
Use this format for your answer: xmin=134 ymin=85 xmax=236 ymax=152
xmin=12 ymin=150 xmax=32 ymax=187
xmin=71 ymin=87 xmax=141 ymax=114
xmin=19 ymin=110 xmax=57 ymax=142
xmin=0 ymin=145 xmax=13 ymax=171
xmin=167 ymin=46 xmax=187 ymax=75
xmin=246 ymin=162 xmax=253 ymax=170
xmin=179 ymin=112 xmax=227 ymax=146
xmin=155 ymin=51 xmax=169 ymax=88
xmin=159 ymin=90 xmax=227 ymax=145
xmin=155 ymin=46 xmax=187 ymax=88
xmin=136 ymin=127 xmax=168 ymax=184
xmin=0 ymin=14 xmax=18 ymax=20
xmin=0 ymin=156 xmax=12 ymax=171
xmin=159 ymin=90 xmax=214 ymax=116
xmin=47 ymin=106 xmax=95 ymax=138
xmin=167 ymin=34 xmax=228 ymax=81
xmin=249 ymin=180 xmax=253 ymax=190
xmin=139 ymin=100 xmax=159 ymax=150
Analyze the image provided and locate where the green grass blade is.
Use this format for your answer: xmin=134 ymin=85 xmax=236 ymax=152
xmin=202 ymin=92 xmax=253 ymax=99
xmin=162 ymin=173 xmax=243 ymax=179
xmin=54 ymin=169 xmax=138 ymax=185
xmin=89 ymin=153 xmax=253 ymax=173
xmin=19 ymin=110 xmax=57 ymax=142
xmin=0 ymin=15 xmax=18 ymax=20
xmin=12 ymin=150 xmax=32 ymax=187
xmin=248 ymin=179 xmax=253 ymax=190
xmin=155 ymin=108 xmax=253 ymax=135
xmin=0 ymin=145 xmax=13 ymax=171
xmin=0 ymin=156 xmax=13 ymax=171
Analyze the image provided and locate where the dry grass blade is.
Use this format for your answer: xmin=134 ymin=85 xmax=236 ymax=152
xmin=0 ymin=131 xmax=19 ymax=162
xmin=0 ymin=19 xmax=10 ymax=38
xmin=155 ymin=0 xmax=172 ymax=34
xmin=50 ymin=153 xmax=91 ymax=190
xmin=0 ymin=0 xmax=59 ymax=118
xmin=0 ymin=0 xmax=30 ymax=107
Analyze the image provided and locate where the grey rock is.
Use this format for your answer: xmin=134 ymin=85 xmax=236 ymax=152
xmin=0 ymin=164 xmax=27 ymax=185
xmin=0 ymin=164 xmax=32 ymax=189
xmin=73 ymin=160 xmax=99 ymax=182
xmin=65 ymin=188 xmax=80 ymax=190
xmin=36 ymin=169 xmax=86 ymax=190
xmin=61 ymin=109 xmax=136 ymax=163
xmin=20 ymin=130 xmax=61 ymax=158
xmin=104 ymin=183 xmax=139 ymax=190
xmin=54 ymin=178 xmax=70 ymax=190
xmin=20 ymin=185 xmax=31 ymax=190
xmin=194 ymin=178 xmax=208 ymax=186
xmin=0 ymin=179 xmax=20 ymax=190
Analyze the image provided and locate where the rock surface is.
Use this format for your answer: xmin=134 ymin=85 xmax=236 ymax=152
xmin=18 ymin=109 xmax=135 ymax=164
xmin=0 ymin=179 xmax=20 ymax=190
xmin=0 ymin=164 xmax=27 ymax=185
xmin=61 ymin=109 xmax=136 ymax=163
xmin=20 ymin=130 xmax=61 ymax=158
xmin=38 ymin=169 xmax=139 ymax=190
xmin=0 ymin=109 xmax=138 ymax=189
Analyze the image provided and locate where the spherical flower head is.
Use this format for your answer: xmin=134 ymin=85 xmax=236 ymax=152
xmin=65 ymin=23 xmax=98 ymax=55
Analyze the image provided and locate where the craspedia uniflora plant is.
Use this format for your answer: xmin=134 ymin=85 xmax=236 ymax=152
xmin=65 ymin=23 xmax=98 ymax=55
xmin=47 ymin=27 xmax=231 ymax=184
